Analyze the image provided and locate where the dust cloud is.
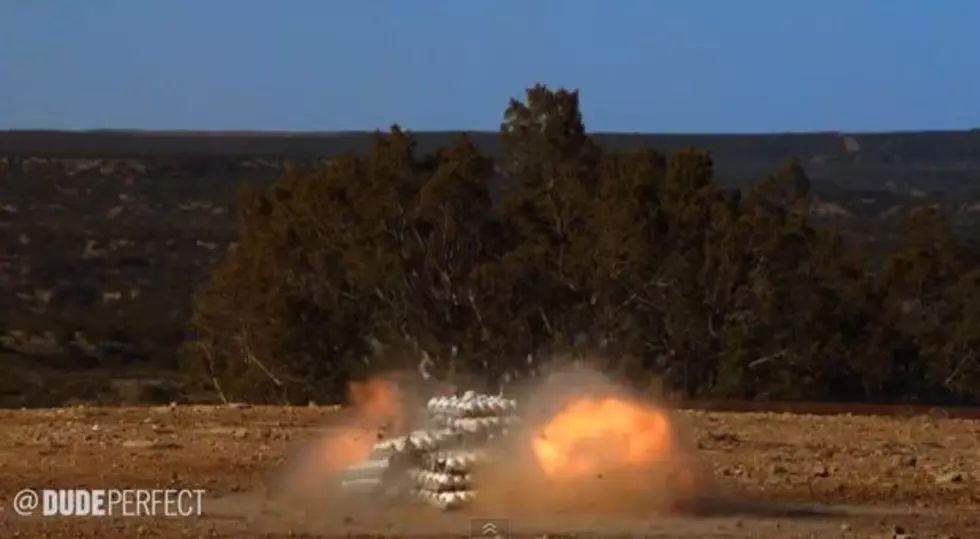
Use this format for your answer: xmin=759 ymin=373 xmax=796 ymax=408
xmin=474 ymin=365 xmax=710 ymax=517
xmin=265 ymin=360 xmax=713 ymax=527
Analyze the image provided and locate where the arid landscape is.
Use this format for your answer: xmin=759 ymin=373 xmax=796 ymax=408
xmin=4 ymin=0 xmax=979 ymax=531
xmin=3 ymin=129 xmax=980 ymax=538
xmin=1 ymin=403 xmax=978 ymax=538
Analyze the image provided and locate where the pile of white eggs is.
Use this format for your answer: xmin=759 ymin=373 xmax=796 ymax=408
xmin=426 ymin=391 xmax=519 ymax=416
xmin=339 ymin=390 xmax=519 ymax=510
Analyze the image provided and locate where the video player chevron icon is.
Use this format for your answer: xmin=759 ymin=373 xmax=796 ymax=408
xmin=470 ymin=518 xmax=510 ymax=539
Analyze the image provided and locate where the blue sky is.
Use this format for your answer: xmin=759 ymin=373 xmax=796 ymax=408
xmin=1 ymin=1 xmax=978 ymax=133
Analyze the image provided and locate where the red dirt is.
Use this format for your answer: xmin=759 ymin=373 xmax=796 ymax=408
xmin=0 ymin=403 xmax=976 ymax=538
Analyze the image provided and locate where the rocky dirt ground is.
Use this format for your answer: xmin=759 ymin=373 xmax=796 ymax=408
xmin=0 ymin=405 xmax=976 ymax=538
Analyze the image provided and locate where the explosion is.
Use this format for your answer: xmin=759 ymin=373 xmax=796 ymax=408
xmin=274 ymin=369 xmax=704 ymax=517
xmin=349 ymin=378 xmax=403 ymax=433
xmin=524 ymin=394 xmax=701 ymax=512
xmin=532 ymin=396 xmax=675 ymax=478
xmin=313 ymin=378 xmax=403 ymax=473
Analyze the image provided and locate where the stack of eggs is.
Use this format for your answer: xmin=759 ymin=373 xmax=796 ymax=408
xmin=340 ymin=390 xmax=519 ymax=510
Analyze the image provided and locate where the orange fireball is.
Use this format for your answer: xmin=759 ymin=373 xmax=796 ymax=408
xmin=349 ymin=378 xmax=403 ymax=432
xmin=316 ymin=377 xmax=404 ymax=473
xmin=531 ymin=397 xmax=676 ymax=479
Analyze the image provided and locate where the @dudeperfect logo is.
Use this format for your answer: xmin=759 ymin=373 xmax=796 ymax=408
xmin=12 ymin=488 xmax=205 ymax=517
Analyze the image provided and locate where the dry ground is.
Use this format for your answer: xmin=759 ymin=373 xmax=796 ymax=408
xmin=0 ymin=405 xmax=977 ymax=538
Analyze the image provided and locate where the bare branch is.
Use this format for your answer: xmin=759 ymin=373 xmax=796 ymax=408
xmin=418 ymin=351 xmax=435 ymax=381
xmin=235 ymin=335 xmax=283 ymax=388
xmin=191 ymin=340 xmax=228 ymax=404
xmin=748 ymin=350 xmax=788 ymax=370
xmin=944 ymin=349 xmax=978 ymax=388
xmin=538 ymin=307 xmax=554 ymax=336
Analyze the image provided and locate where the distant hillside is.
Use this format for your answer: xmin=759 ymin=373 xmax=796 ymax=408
xmin=4 ymin=129 xmax=980 ymax=194
xmin=4 ymin=129 xmax=980 ymax=161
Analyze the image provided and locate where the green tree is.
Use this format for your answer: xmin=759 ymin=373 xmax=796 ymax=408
xmin=181 ymin=84 xmax=980 ymax=407
xmin=492 ymin=85 xmax=603 ymax=360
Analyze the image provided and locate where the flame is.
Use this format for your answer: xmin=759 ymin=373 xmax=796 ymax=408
xmin=525 ymin=395 xmax=702 ymax=513
xmin=316 ymin=378 xmax=404 ymax=473
xmin=532 ymin=397 xmax=677 ymax=479
xmin=349 ymin=378 xmax=403 ymax=432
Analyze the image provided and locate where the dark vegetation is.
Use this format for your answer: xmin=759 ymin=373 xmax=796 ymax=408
xmin=176 ymin=86 xmax=980 ymax=406
xmin=3 ymin=86 xmax=980 ymax=407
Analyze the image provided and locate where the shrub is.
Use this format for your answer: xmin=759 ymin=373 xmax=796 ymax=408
xmin=182 ymin=85 xmax=980 ymax=405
